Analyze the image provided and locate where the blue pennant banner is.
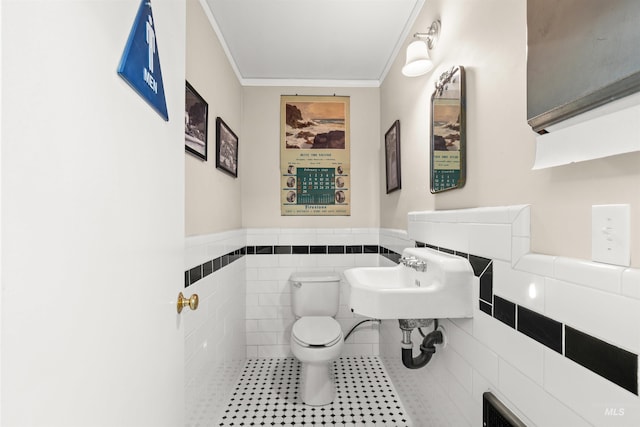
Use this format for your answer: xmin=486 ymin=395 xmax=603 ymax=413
xmin=118 ymin=0 xmax=168 ymax=121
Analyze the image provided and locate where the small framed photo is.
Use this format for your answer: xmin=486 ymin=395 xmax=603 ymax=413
xmin=184 ymin=81 xmax=208 ymax=161
xmin=385 ymin=120 xmax=401 ymax=193
xmin=216 ymin=117 xmax=239 ymax=177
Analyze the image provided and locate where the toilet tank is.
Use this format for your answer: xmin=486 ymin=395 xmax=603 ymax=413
xmin=290 ymin=271 xmax=341 ymax=317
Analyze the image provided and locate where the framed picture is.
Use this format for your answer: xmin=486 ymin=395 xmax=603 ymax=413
xmin=184 ymin=81 xmax=208 ymax=160
xmin=431 ymin=66 xmax=466 ymax=193
xmin=385 ymin=120 xmax=401 ymax=193
xmin=216 ymin=117 xmax=239 ymax=177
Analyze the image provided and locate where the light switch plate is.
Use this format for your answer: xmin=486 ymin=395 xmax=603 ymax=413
xmin=591 ymin=204 xmax=630 ymax=267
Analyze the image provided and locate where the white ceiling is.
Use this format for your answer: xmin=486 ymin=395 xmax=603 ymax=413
xmin=203 ymin=0 xmax=425 ymax=86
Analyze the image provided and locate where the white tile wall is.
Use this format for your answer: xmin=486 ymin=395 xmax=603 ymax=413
xmin=184 ymin=230 xmax=246 ymax=427
xmin=245 ymin=228 xmax=381 ymax=359
xmin=183 ymin=213 xmax=640 ymax=426
xmin=381 ymin=205 xmax=640 ymax=427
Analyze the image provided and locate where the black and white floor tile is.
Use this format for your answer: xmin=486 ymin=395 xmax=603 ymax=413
xmin=218 ymin=357 xmax=412 ymax=426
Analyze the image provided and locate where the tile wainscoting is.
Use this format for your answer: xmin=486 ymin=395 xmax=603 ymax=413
xmin=184 ymin=208 xmax=640 ymax=426
xmin=244 ymin=228 xmax=382 ymax=359
xmin=379 ymin=205 xmax=640 ymax=427
xmin=184 ymin=230 xmax=247 ymax=427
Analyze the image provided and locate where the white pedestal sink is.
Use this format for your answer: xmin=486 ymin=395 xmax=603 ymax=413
xmin=344 ymin=247 xmax=474 ymax=319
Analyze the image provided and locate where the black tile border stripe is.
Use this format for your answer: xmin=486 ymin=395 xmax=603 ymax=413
xmin=185 ymin=248 xmax=246 ymax=288
xmin=565 ymin=326 xmax=638 ymax=395
xmin=413 ymin=240 xmax=638 ymax=395
xmin=517 ymin=305 xmax=563 ymax=354
xmin=183 ymin=239 xmax=639 ymax=395
xmin=185 ymin=244 xmax=383 ymax=287
xmin=493 ymin=295 xmax=516 ymax=328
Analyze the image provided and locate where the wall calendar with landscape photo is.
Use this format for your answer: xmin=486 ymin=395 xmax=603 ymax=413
xmin=280 ymin=95 xmax=351 ymax=216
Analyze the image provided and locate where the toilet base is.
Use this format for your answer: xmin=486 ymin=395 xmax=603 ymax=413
xmin=299 ymin=362 xmax=335 ymax=406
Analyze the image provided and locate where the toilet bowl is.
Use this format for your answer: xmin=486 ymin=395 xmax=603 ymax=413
xmin=289 ymin=271 xmax=344 ymax=406
xmin=290 ymin=316 xmax=344 ymax=406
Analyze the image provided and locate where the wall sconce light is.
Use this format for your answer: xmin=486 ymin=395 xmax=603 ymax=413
xmin=402 ymin=20 xmax=441 ymax=77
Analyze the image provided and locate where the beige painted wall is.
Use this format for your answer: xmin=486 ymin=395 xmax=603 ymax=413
xmin=381 ymin=0 xmax=640 ymax=266
xmin=185 ymin=0 xmax=243 ymax=236
xmin=241 ymin=86 xmax=381 ymax=228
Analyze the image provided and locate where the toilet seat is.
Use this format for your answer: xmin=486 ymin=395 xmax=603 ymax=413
xmin=292 ymin=316 xmax=342 ymax=347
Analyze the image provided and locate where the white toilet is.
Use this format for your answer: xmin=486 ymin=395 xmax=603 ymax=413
xmin=290 ymin=271 xmax=344 ymax=406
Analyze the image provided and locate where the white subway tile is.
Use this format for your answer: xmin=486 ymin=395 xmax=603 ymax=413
xmin=544 ymin=349 xmax=640 ymax=427
xmin=246 ymin=255 xmax=277 ymax=268
xmin=443 ymin=320 xmax=499 ymax=388
xmin=509 ymin=205 xmax=531 ymax=236
xmin=351 ymin=328 xmax=380 ymax=344
xmin=355 ymin=254 xmax=379 ymax=267
xmin=245 ymin=320 xmax=259 ymax=332
xmin=247 ymin=233 xmax=279 ymax=246
xmin=316 ymin=234 xmax=350 ymax=245
xmin=276 ymin=306 xmax=295 ymax=319
xmin=275 ymin=267 xmax=297 ymax=281
xmin=622 ymin=268 xmax=640 ymax=299
xmin=493 ymin=260 xmax=545 ymax=313
xmin=277 ymin=254 xmax=318 ymax=268
xmin=473 ymin=312 xmax=544 ymax=385
xmin=258 ymin=319 xmax=291 ymax=332
xmin=246 ymin=332 xmax=277 ymax=346
xmin=276 ymin=280 xmax=292 ymax=293
xmin=258 ymin=293 xmax=289 ymax=307
xmin=246 ymin=346 xmax=258 ymax=358
xmin=441 ymin=346 xmax=473 ymax=394
xmin=511 ymin=236 xmax=530 ymax=266
xmin=499 ymin=358 xmax=591 ymax=427
xmin=342 ymin=343 xmax=374 ymax=357
xmin=468 ymin=223 xmax=511 ymax=261
xmin=432 ymin=222 xmax=470 ymax=252
xmin=514 ymin=253 xmax=555 ymax=277
xmin=246 ymin=280 xmax=278 ymax=294
xmin=257 ymin=345 xmax=291 ymax=358
xmin=467 ymin=206 xmax=512 ymax=224
xmin=407 ymin=220 xmax=431 ymax=244
xmin=279 ymin=233 xmax=317 ymax=245
xmin=315 ymin=228 xmax=336 ymax=234
xmin=257 ymin=267 xmax=280 ymax=281
xmin=316 ymin=254 xmax=356 ymax=267
xmin=442 ymin=361 xmax=476 ymax=426
xmin=554 ymin=257 xmax=624 ymax=294
xmin=245 ymin=306 xmax=278 ymax=320
xmin=545 ymin=278 xmax=640 ymax=353
xmin=245 ymin=267 xmax=258 ymax=281
xmin=245 ymin=294 xmax=259 ymax=306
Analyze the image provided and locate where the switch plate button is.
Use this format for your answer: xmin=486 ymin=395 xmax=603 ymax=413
xmin=591 ymin=204 xmax=630 ymax=267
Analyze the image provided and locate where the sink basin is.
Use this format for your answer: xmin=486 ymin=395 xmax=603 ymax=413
xmin=344 ymin=247 xmax=474 ymax=319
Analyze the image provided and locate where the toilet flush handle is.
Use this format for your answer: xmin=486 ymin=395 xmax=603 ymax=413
xmin=292 ymin=281 xmax=302 ymax=288
xmin=177 ymin=292 xmax=199 ymax=314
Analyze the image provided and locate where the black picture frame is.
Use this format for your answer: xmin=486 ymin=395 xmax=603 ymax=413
xmin=216 ymin=117 xmax=239 ymax=177
xmin=184 ymin=81 xmax=208 ymax=161
xmin=385 ymin=120 xmax=401 ymax=194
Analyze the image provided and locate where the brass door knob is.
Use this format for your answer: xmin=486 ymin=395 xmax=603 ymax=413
xmin=177 ymin=292 xmax=199 ymax=314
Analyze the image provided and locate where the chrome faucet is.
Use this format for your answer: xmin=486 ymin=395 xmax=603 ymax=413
xmin=399 ymin=256 xmax=427 ymax=272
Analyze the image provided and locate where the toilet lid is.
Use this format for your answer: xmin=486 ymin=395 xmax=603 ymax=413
xmin=292 ymin=317 xmax=342 ymax=346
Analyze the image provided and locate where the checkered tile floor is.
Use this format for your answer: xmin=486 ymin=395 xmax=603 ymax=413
xmin=217 ymin=356 xmax=412 ymax=426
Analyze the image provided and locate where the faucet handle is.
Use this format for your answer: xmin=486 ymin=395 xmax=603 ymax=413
xmin=400 ymin=255 xmax=416 ymax=266
xmin=414 ymin=260 xmax=427 ymax=272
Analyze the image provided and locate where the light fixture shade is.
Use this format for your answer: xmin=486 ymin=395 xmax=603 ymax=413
xmin=402 ymin=40 xmax=433 ymax=77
